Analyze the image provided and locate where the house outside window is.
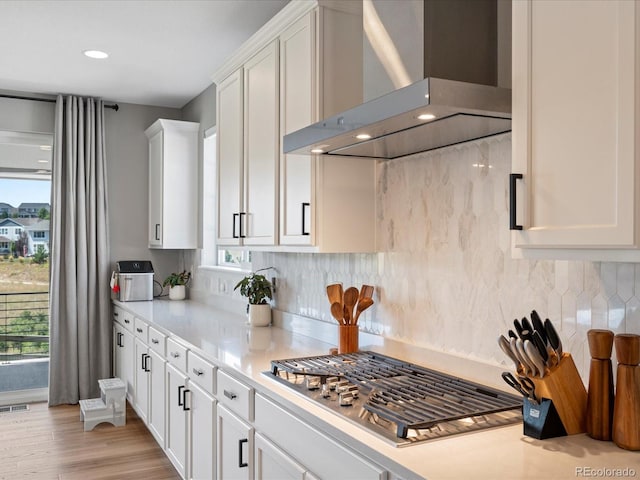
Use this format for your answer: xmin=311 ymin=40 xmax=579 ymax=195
xmin=33 ymin=231 xmax=45 ymax=239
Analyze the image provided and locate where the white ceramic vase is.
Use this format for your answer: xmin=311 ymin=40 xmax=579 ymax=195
xmin=248 ymin=304 xmax=271 ymax=327
xmin=169 ymin=285 xmax=186 ymax=300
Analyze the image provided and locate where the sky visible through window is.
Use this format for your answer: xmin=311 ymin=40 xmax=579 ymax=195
xmin=0 ymin=178 xmax=51 ymax=207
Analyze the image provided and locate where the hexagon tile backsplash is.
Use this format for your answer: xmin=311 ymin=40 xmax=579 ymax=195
xmin=251 ymin=133 xmax=640 ymax=382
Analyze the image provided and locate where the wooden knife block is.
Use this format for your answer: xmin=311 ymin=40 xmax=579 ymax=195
xmin=528 ymin=353 xmax=587 ymax=435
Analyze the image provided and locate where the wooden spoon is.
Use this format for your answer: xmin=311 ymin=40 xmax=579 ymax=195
xmin=330 ymin=302 xmax=344 ymax=325
xmin=353 ymin=297 xmax=373 ymax=325
xmin=343 ymin=287 xmax=359 ymax=325
xmin=326 ymin=283 xmax=343 ymax=308
xmin=359 ymin=284 xmax=374 ymax=301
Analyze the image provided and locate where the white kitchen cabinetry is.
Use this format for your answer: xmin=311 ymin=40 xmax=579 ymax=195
xmin=148 ymin=348 xmax=166 ymax=448
xmin=254 ymin=393 xmax=386 ymax=480
xmin=113 ymin=322 xmax=134 ymax=404
xmin=166 ymin=361 xmax=189 ymax=478
xmin=217 ymin=41 xmax=279 ymax=246
xmin=217 ymin=404 xmax=254 ymax=480
xmin=188 ymin=382 xmax=216 ymax=480
xmin=511 ymin=0 xmax=640 ymax=259
xmin=145 ymin=119 xmax=199 ymax=249
xmin=255 ymin=433 xmax=306 ymax=480
xmin=278 ymin=7 xmax=375 ymax=252
xmin=134 ymin=337 xmax=150 ymax=423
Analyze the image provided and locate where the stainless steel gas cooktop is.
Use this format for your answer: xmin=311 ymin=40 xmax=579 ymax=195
xmin=265 ymin=351 xmax=522 ymax=447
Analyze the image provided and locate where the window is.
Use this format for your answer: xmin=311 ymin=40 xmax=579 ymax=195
xmin=33 ymin=231 xmax=45 ymax=239
xmin=0 ymin=228 xmax=6 ymax=235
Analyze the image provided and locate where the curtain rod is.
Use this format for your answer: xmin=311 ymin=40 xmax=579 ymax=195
xmin=0 ymin=93 xmax=119 ymax=111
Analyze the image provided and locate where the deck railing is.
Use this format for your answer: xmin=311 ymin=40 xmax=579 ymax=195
xmin=0 ymin=291 xmax=49 ymax=362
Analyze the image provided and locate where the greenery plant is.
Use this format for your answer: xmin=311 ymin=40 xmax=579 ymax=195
xmin=32 ymin=246 xmax=48 ymax=265
xmin=234 ymin=272 xmax=272 ymax=305
xmin=162 ymin=270 xmax=191 ymax=288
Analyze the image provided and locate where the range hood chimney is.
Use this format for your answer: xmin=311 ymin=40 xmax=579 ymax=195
xmin=283 ymin=0 xmax=511 ymax=160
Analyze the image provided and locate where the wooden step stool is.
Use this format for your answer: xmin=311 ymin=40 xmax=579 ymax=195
xmin=79 ymin=377 xmax=126 ymax=431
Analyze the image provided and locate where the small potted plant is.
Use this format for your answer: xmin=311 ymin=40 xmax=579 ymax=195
xmin=234 ymin=272 xmax=273 ymax=327
xmin=163 ymin=270 xmax=191 ymax=300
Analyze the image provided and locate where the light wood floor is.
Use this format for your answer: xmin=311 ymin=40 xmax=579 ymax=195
xmin=0 ymin=401 xmax=179 ymax=480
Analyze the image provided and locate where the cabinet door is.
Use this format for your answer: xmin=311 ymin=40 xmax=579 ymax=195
xmin=134 ymin=338 xmax=149 ymax=423
xmin=512 ymin=0 xmax=638 ymax=249
xmin=279 ymin=12 xmax=315 ymax=246
xmin=189 ymin=382 xmax=216 ymax=480
xmin=255 ymin=433 xmax=305 ymax=480
xmin=217 ymin=69 xmax=244 ymax=246
xmin=166 ymin=362 xmax=189 ymax=478
xmin=148 ymin=129 xmax=163 ymax=247
xmin=243 ymin=40 xmax=279 ymax=246
xmin=148 ymin=349 xmax=166 ymax=448
xmin=217 ymin=404 xmax=254 ymax=480
xmin=114 ymin=323 xmax=134 ymax=404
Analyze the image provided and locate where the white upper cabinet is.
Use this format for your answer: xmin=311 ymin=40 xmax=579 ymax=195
xmin=214 ymin=1 xmax=376 ymax=253
xmin=511 ymin=0 xmax=640 ymax=260
xmin=145 ymin=119 xmax=199 ymax=249
xmin=243 ymin=41 xmax=279 ymax=246
xmin=217 ymin=70 xmax=244 ymax=246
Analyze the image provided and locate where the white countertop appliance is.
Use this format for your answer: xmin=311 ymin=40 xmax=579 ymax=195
xmin=114 ymin=260 xmax=154 ymax=302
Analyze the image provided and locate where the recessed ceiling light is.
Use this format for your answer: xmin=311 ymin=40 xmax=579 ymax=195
xmin=37 ymin=159 xmax=49 ymax=164
xmin=355 ymin=134 xmax=371 ymax=140
xmin=311 ymin=148 xmax=324 ymax=154
xmin=418 ymin=113 xmax=436 ymax=121
xmin=83 ymin=49 xmax=109 ymax=59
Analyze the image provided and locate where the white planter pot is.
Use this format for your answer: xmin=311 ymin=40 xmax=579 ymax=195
xmin=248 ymin=304 xmax=271 ymax=327
xmin=169 ymin=285 xmax=186 ymax=300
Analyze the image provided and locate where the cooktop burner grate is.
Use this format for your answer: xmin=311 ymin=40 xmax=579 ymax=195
xmin=270 ymin=351 xmax=522 ymax=440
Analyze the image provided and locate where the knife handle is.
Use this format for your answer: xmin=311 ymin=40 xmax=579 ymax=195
xmin=510 ymin=337 xmax=530 ymax=376
xmin=525 ymin=340 xmax=546 ymax=378
xmin=531 ymin=310 xmax=548 ymax=345
xmin=516 ymin=339 xmax=537 ymax=377
xmin=532 ymin=331 xmax=549 ymax=364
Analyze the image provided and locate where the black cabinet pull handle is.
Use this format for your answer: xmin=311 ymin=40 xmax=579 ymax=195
xmin=141 ymin=353 xmax=146 ymax=370
xmin=136 ymin=327 xmax=143 ymax=333
xmin=124 ymin=318 xmax=130 ymax=324
xmin=238 ymin=438 xmax=248 ymax=468
xmin=113 ymin=312 xmax=119 ymax=317
xmin=192 ymin=368 xmax=204 ymax=376
xmin=239 ymin=212 xmax=246 ymax=238
xmin=117 ymin=332 xmax=123 ymax=347
xmin=151 ymin=338 xmax=159 ymax=344
xmin=155 ymin=223 xmax=160 ymax=241
xmin=301 ymin=202 xmax=310 ymax=236
xmin=224 ymin=390 xmax=237 ymax=400
xmin=509 ymin=173 xmax=523 ymax=231
xmin=144 ymin=354 xmax=150 ymax=372
xmin=232 ymin=213 xmax=239 ymax=238
xmin=182 ymin=389 xmax=190 ymax=411
xmin=178 ymin=385 xmax=185 ymax=406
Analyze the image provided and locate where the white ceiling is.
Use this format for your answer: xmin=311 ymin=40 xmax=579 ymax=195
xmin=0 ymin=0 xmax=289 ymax=108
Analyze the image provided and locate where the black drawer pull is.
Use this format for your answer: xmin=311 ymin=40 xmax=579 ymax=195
xmin=509 ymin=173 xmax=523 ymax=231
xmin=171 ymin=352 xmax=180 ymax=358
xmin=182 ymin=389 xmax=190 ymax=411
xmin=224 ymin=390 xmax=237 ymax=400
xmin=178 ymin=385 xmax=185 ymax=406
xmin=192 ymin=368 xmax=204 ymax=376
xmin=136 ymin=327 xmax=143 ymax=333
xmin=124 ymin=318 xmax=130 ymax=324
xmin=238 ymin=438 xmax=248 ymax=468
xmin=151 ymin=338 xmax=159 ymax=344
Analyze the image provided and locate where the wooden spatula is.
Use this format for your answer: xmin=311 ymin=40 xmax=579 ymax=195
xmin=359 ymin=284 xmax=374 ymax=301
xmin=353 ymin=297 xmax=373 ymax=325
xmin=326 ymin=283 xmax=343 ymax=307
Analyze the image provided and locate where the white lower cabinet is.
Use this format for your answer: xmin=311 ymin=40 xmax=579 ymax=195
xmin=254 ymin=393 xmax=386 ymax=480
xmin=148 ymin=348 xmax=166 ymax=448
xmin=189 ymin=382 xmax=216 ymax=480
xmin=217 ymin=404 xmax=254 ymax=480
xmin=166 ymin=362 xmax=189 ymax=478
xmin=113 ymin=322 xmax=134 ymax=404
xmin=255 ymin=433 xmax=306 ymax=480
xmin=134 ymin=337 xmax=149 ymax=423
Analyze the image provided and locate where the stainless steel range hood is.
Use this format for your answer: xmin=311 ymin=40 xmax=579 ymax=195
xmin=283 ymin=0 xmax=511 ymax=160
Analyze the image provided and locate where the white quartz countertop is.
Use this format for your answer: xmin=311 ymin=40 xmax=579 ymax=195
xmin=114 ymin=299 xmax=639 ymax=480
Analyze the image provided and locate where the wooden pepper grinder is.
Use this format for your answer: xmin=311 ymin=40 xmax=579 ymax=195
xmin=586 ymin=329 xmax=614 ymax=440
xmin=612 ymin=333 xmax=640 ymax=450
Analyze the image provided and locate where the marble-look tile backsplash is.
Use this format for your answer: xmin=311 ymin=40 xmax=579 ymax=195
xmin=250 ymin=134 xmax=640 ymax=381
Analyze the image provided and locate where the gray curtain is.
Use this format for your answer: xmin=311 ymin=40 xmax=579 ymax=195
xmin=49 ymin=95 xmax=111 ymax=405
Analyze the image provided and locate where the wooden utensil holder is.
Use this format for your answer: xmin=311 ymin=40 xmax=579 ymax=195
xmin=528 ymin=353 xmax=587 ymax=435
xmin=339 ymin=325 xmax=359 ymax=354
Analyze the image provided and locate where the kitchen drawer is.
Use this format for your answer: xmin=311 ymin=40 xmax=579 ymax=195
xmin=187 ymin=351 xmax=216 ymax=396
xmin=113 ymin=306 xmax=134 ymax=332
xmin=217 ymin=369 xmax=253 ymax=421
xmin=255 ymin=393 xmax=386 ymax=480
xmin=148 ymin=326 xmax=166 ymax=356
xmin=134 ymin=317 xmax=148 ymax=342
xmin=166 ymin=337 xmax=188 ymax=373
